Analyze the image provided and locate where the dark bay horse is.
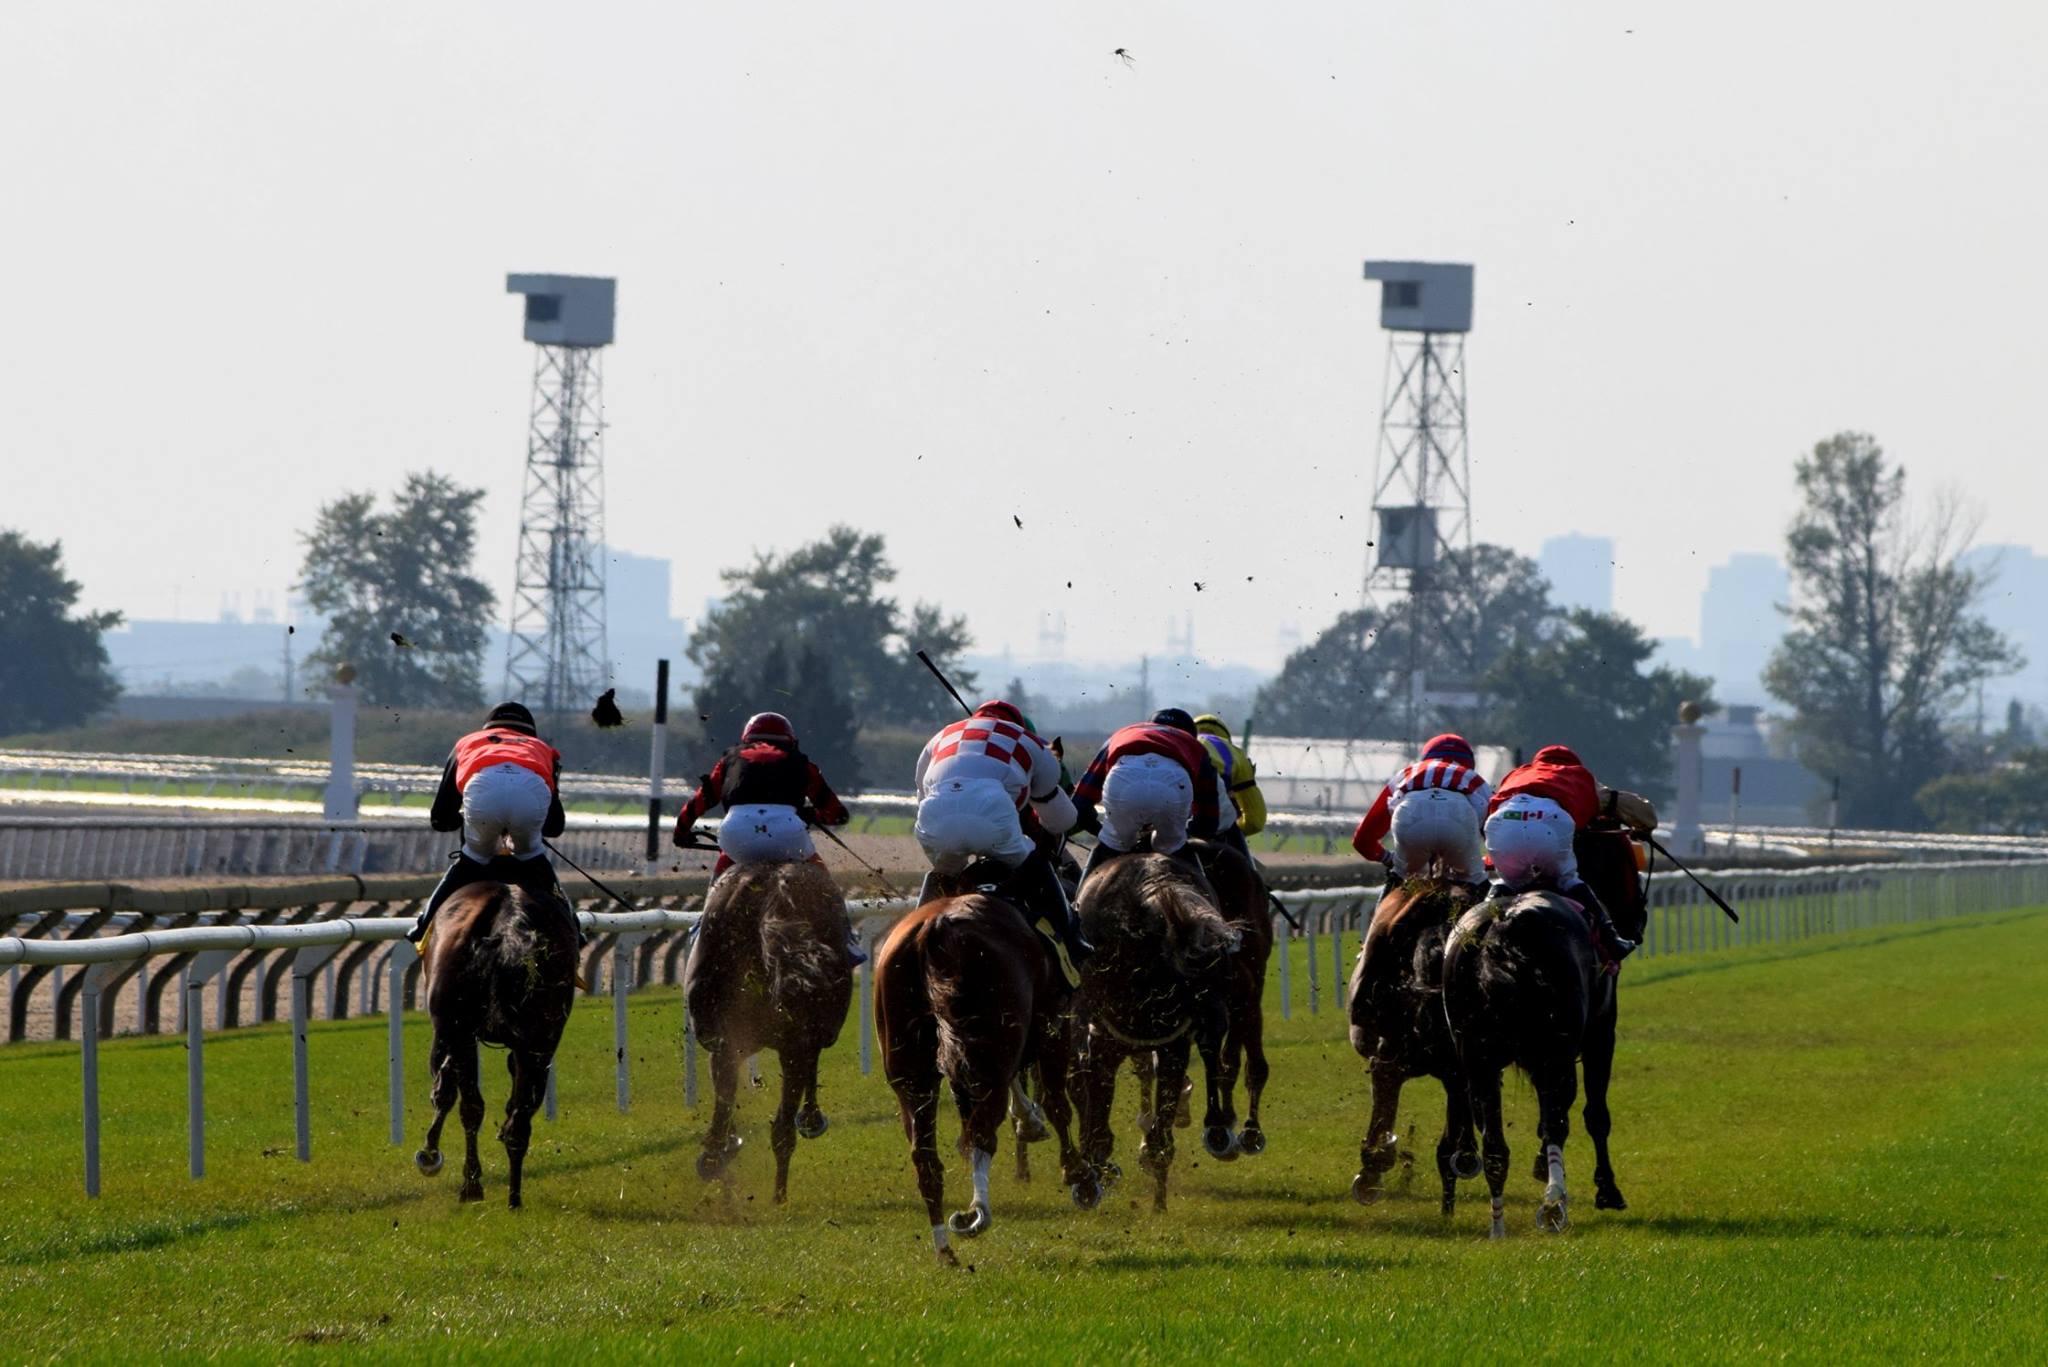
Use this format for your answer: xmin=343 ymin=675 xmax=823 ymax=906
xmin=874 ymin=880 xmax=1090 ymax=1265
xmin=1073 ymin=850 xmax=1239 ymax=1212
xmin=414 ymin=873 xmax=578 ymax=1208
xmin=1347 ymin=873 xmax=1481 ymax=1213
xmin=683 ymin=859 xmax=854 ymax=1203
xmin=1442 ymin=888 xmax=1605 ymax=1237
xmin=1184 ymin=837 xmax=1274 ymax=1158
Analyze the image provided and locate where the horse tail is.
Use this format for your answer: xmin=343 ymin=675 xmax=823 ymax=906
xmin=758 ymin=860 xmax=847 ymax=1015
xmin=1139 ymin=862 xmax=1239 ymax=974
xmin=921 ymin=910 xmax=975 ymax=1081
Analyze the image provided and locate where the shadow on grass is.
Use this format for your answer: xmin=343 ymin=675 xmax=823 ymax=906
xmin=1088 ymin=1247 xmax=1418 ymax=1273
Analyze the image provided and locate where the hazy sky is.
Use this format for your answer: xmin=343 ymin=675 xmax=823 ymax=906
xmin=6 ymin=2 xmax=2045 ymax=673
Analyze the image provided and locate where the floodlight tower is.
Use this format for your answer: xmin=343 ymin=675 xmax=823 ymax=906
xmin=1361 ymin=260 xmax=1475 ymax=741
xmin=503 ymin=273 xmax=615 ymax=719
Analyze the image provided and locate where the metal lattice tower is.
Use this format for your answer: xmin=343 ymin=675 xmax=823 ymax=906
xmin=1360 ymin=260 xmax=1475 ymax=740
xmin=503 ymin=274 xmax=616 ymax=718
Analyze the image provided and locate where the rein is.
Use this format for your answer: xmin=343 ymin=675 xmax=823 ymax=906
xmin=1093 ymin=1013 xmax=1194 ymax=1050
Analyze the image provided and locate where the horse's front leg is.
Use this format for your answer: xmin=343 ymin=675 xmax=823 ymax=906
xmin=1195 ymin=1006 xmax=1238 ymax=1162
xmin=1078 ymin=1027 xmax=1127 ymax=1181
xmin=770 ymin=1049 xmax=803 ymax=1204
xmin=1237 ymin=973 xmax=1271 ymax=1156
xmin=1435 ymin=1075 xmax=1479 ymax=1217
xmin=1470 ymin=1066 xmax=1509 ymax=1239
xmin=1535 ymin=1061 xmax=1578 ymax=1233
xmin=1035 ymin=1015 xmax=1099 ymax=1209
xmin=1584 ymin=995 xmax=1625 ymax=1210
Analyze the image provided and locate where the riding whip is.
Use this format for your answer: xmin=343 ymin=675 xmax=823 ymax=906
xmin=543 ymin=839 xmax=640 ymax=913
xmin=915 ymin=649 xmax=974 ymax=717
xmin=811 ymin=820 xmax=908 ymax=899
xmin=1642 ymin=834 xmax=1741 ymax=923
xmin=1266 ymin=890 xmax=1302 ymax=933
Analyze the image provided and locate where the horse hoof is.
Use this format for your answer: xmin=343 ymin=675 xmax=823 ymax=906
xmin=1489 ymin=1220 xmax=1507 ymax=1241
xmin=459 ymin=1183 xmax=484 ymax=1204
xmin=935 ymin=1243 xmax=960 ymax=1267
xmin=1134 ymin=1109 xmax=1154 ymax=1134
xmin=1070 ymin=1178 xmax=1103 ymax=1211
xmin=1100 ymin=1160 xmax=1123 ymax=1185
xmin=947 ymin=1206 xmax=990 ymax=1239
xmin=1203 ymin=1128 xmax=1240 ymax=1161
xmin=1595 ymin=1184 xmax=1627 ymax=1211
xmin=1238 ymin=1127 xmax=1266 ymax=1157
xmin=1540 ymin=1200 xmax=1570 ymax=1233
xmin=415 ymin=1148 xmax=443 ymax=1177
xmin=695 ymin=1150 xmax=727 ymax=1181
xmin=1351 ymin=1173 xmax=1381 ymax=1205
xmin=1453 ymin=1150 xmax=1483 ymax=1181
xmin=796 ymin=1109 xmax=828 ymax=1141
xmin=507 ymin=1192 xmax=522 ymax=1211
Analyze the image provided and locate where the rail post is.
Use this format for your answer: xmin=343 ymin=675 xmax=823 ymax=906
xmin=858 ymin=922 xmax=874 ymax=1077
xmin=613 ymin=931 xmax=648 ymax=1113
xmin=385 ymin=940 xmax=419 ymax=1146
xmin=290 ymin=940 xmax=348 ymax=1161
xmin=1276 ymin=913 xmax=1291 ymax=1020
xmin=184 ymin=949 xmax=234 ymax=1179
xmin=80 ymin=962 xmax=122 ymax=1197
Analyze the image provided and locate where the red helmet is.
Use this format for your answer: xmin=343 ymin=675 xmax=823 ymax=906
xmin=973 ymin=700 xmax=1025 ymax=726
xmin=741 ymin=711 xmax=796 ymax=744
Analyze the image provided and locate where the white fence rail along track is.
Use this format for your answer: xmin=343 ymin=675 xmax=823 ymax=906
xmin=5 ymin=858 xmax=2045 ymax=1196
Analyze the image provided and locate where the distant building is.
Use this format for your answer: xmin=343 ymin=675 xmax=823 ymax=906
xmin=600 ymin=547 xmax=692 ymax=697
xmin=1537 ymin=533 xmax=1614 ymax=615
xmin=103 ymin=615 xmax=316 ymax=699
xmin=1699 ymin=553 xmax=1788 ymax=707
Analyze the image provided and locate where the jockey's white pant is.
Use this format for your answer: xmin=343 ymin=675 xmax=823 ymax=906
xmin=1388 ymin=786 xmax=1485 ymax=881
xmin=1099 ymin=754 xmax=1193 ymax=855
xmin=1484 ymin=794 xmax=1580 ymax=890
xmin=916 ymin=777 xmax=1034 ymax=875
xmin=460 ymin=763 xmax=551 ymax=863
xmin=718 ymin=803 xmax=816 ymax=866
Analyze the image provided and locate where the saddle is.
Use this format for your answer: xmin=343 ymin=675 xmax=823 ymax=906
xmin=1474 ymin=887 xmax=1616 ymax=973
xmin=948 ymin=860 xmax=1080 ymax=990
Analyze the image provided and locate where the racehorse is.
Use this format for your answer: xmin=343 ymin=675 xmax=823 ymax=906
xmin=1346 ymin=871 xmax=1481 ymax=1212
xmin=1185 ymin=837 xmax=1274 ymax=1158
xmin=683 ymin=859 xmax=854 ymax=1203
xmin=874 ymin=874 xmax=1091 ymax=1265
xmin=1564 ymin=822 xmax=1642 ymax=1211
xmin=1073 ymin=849 xmax=1240 ymax=1212
xmin=1442 ymin=888 xmax=1605 ymax=1237
xmin=414 ymin=870 xmax=578 ymax=1208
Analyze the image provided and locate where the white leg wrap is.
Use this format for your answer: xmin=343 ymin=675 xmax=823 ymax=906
xmin=1545 ymin=1144 xmax=1567 ymax=1207
xmin=1489 ymin=1196 xmax=1506 ymax=1240
xmin=932 ymin=1224 xmax=952 ymax=1254
xmin=970 ymin=1147 xmax=993 ymax=1214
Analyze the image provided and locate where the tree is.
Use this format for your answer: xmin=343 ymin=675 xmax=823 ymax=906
xmin=299 ymin=472 xmax=496 ymax=708
xmin=0 ymin=530 xmax=123 ymax=734
xmin=1481 ymin=610 xmax=1716 ymax=804
xmin=686 ymin=526 xmax=974 ymax=728
xmin=1254 ymin=544 xmax=1553 ymax=737
xmin=1917 ymin=749 xmax=2048 ymax=835
xmin=1763 ymin=432 xmax=2021 ymax=827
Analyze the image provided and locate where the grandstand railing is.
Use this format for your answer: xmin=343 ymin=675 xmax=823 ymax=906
xmin=4 ymin=857 xmax=2044 ymax=1196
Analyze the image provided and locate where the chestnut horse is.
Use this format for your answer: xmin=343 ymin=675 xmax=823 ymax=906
xmin=414 ymin=873 xmax=578 ymax=1208
xmin=1073 ymin=850 xmax=1239 ymax=1212
xmin=683 ymin=860 xmax=854 ymax=1203
xmin=1346 ymin=873 xmax=1481 ymax=1212
xmin=874 ymin=878 xmax=1091 ymax=1264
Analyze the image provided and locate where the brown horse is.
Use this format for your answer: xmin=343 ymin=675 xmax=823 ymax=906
xmin=1188 ymin=837 xmax=1274 ymax=1158
xmin=1073 ymin=850 xmax=1239 ymax=1211
xmin=1346 ymin=873 xmax=1481 ymax=1213
xmin=683 ymin=859 xmax=854 ymax=1203
xmin=874 ymin=878 xmax=1091 ymax=1264
xmin=414 ymin=873 xmax=578 ymax=1208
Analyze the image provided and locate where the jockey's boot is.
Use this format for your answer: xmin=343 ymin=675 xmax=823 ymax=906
xmin=1078 ymin=839 xmax=1117 ymax=885
xmin=916 ymin=870 xmax=943 ymax=905
xmin=514 ymin=856 xmax=584 ymax=948
xmin=1565 ymin=880 xmax=1637 ymax=970
xmin=1017 ymin=848 xmax=1091 ymax=984
xmin=1215 ymin=824 xmax=1253 ymax=862
xmin=409 ymin=852 xmax=486 ymax=943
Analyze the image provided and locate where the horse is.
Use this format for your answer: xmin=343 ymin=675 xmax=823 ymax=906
xmin=1072 ymin=849 xmax=1240 ymax=1212
xmin=1346 ymin=871 xmax=1482 ymax=1213
xmin=1184 ymin=836 xmax=1274 ymax=1158
xmin=683 ymin=859 xmax=854 ymax=1203
xmin=413 ymin=870 xmax=578 ymax=1208
xmin=1442 ymin=888 xmax=1605 ymax=1237
xmin=1562 ymin=822 xmax=1642 ymax=1211
xmin=874 ymin=870 xmax=1091 ymax=1265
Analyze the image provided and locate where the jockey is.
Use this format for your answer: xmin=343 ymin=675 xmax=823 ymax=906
xmin=912 ymin=699 xmax=1089 ymax=976
xmin=1193 ymin=713 xmax=1266 ymax=861
xmin=409 ymin=702 xmax=572 ymax=944
xmin=1071 ymin=709 xmax=1222 ymax=881
xmin=1351 ymin=732 xmax=1492 ymax=889
xmin=1484 ymin=744 xmax=1654 ymax=967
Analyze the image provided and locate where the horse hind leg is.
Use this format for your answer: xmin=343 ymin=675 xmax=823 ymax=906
xmin=1142 ymin=1038 xmax=1191 ymax=1211
xmin=1436 ymin=1079 xmax=1479 ymax=1218
xmin=897 ymin=1078 xmax=955 ymax=1265
xmin=1035 ymin=1022 xmax=1100 ymax=1210
xmin=416 ymin=1032 xmax=460 ymax=1178
xmin=1536 ymin=1062 xmax=1578 ymax=1233
xmin=796 ymin=1051 xmax=828 ymax=1140
xmin=499 ymin=1049 xmax=546 ymax=1210
xmin=770 ymin=1050 xmax=803 ymax=1205
xmin=697 ymin=1045 xmax=744 ymax=1181
xmin=1471 ymin=1068 xmax=1509 ymax=1239
xmin=1237 ymin=991 xmax=1271 ymax=1156
xmin=1352 ymin=1058 xmax=1405 ymax=1204
xmin=456 ymin=1037 xmax=486 ymax=1203
xmin=1583 ymin=1007 xmax=1626 ymax=1210
xmin=946 ymin=1068 xmax=1008 ymax=1239
xmin=1197 ymin=1012 xmax=1239 ymax=1162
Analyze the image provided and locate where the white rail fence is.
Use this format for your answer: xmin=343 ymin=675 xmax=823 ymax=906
xmin=4 ymin=858 xmax=2045 ymax=1196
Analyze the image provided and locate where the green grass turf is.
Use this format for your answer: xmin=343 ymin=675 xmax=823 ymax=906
xmin=2 ymin=911 xmax=2044 ymax=1362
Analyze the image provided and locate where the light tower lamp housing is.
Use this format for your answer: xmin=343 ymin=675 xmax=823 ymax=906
xmin=1362 ymin=261 xmax=1473 ymax=334
xmin=506 ymin=273 xmax=616 ymax=348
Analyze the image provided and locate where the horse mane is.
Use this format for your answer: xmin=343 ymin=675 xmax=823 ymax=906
xmin=1084 ymin=855 xmax=1238 ymax=973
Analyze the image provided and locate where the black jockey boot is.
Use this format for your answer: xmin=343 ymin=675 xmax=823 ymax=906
xmin=408 ymin=852 xmax=490 ymax=943
xmin=516 ymin=857 xmax=585 ymax=948
xmin=1014 ymin=848 xmax=1091 ymax=984
xmin=1078 ymin=839 xmax=1120 ymax=885
xmin=1565 ymin=879 xmax=1637 ymax=969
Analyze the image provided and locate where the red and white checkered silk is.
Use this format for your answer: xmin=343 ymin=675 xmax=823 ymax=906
xmin=1390 ymin=758 xmax=1487 ymax=799
xmin=918 ymin=717 xmax=1058 ymax=807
